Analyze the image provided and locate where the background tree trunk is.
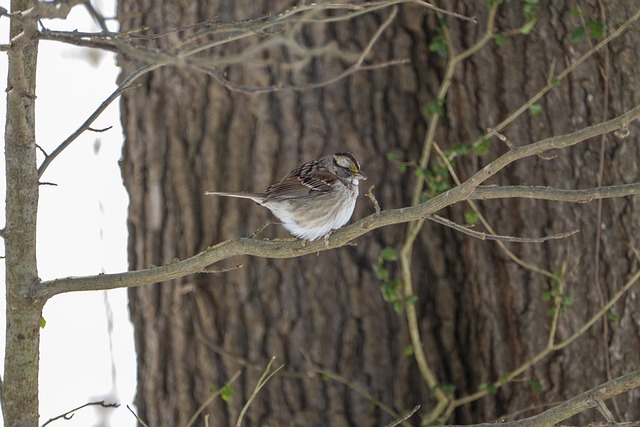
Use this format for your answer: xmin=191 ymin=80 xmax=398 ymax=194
xmin=118 ymin=1 xmax=640 ymax=425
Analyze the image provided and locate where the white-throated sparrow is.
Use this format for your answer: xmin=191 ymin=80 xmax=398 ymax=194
xmin=206 ymin=152 xmax=366 ymax=240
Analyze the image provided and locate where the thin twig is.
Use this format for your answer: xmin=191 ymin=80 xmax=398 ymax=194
xmin=37 ymin=68 xmax=146 ymax=177
xmin=87 ymin=126 xmax=113 ymax=133
xmin=185 ymin=371 xmax=242 ymax=427
xmin=593 ymin=398 xmax=621 ymax=427
xmin=126 ymin=405 xmax=150 ymax=427
xmin=309 ymin=365 xmax=399 ymax=419
xmin=385 ymin=405 xmax=421 ymax=427
xmin=41 ymin=401 xmax=119 ymax=426
xmin=428 ymin=214 xmax=580 ymax=243
xmin=250 ymin=219 xmax=277 ymax=238
xmin=235 ymin=357 xmax=284 ymax=427
xmin=365 ymin=185 xmax=381 ymax=214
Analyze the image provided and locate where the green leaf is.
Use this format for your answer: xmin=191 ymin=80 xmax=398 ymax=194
xmin=440 ymin=383 xmax=456 ymax=394
xmin=522 ymin=0 xmax=539 ymax=20
xmin=563 ymin=294 xmax=573 ymax=307
xmin=422 ymin=99 xmax=446 ymax=117
xmin=569 ymin=7 xmax=581 ymax=18
xmin=404 ymin=344 xmax=414 ymax=356
xmin=587 ymin=20 xmax=607 ymax=39
xmin=405 ymin=294 xmax=418 ymax=306
xmin=433 ymin=165 xmax=449 ymax=178
xmin=40 ymin=316 xmax=47 ymax=329
xmin=396 ymin=162 xmax=407 ymax=173
xmin=529 ymin=104 xmax=543 ymax=116
xmin=571 ymin=26 xmax=585 ymax=43
xmin=428 ymin=36 xmax=448 ymax=57
xmin=474 ymin=138 xmax=491 ymax=156
xmin=393 ymin=301 xmax=404 ymax=314
xmin=529 ymin=379 xmax=544 ymax=393
xmin=220 ymin=384 xmax=233 ymax=402
xmin=550 ymin=76 xmax=560 ymax=86
xmin=453 ymin=142 xmax=472 ymax=155
xmin=433 ymin=180 xmax=451 ymax=194
xmin=520 ymin=17 xmax=537 ymax=34
xmin=414 ymin=167 xmax=430 ymax=177
xmin=433 ymin=383 xmax=456 ymax=394
xmin=479 ymin=382 xmax=498 ymax=394
xmin=547 ymin=307 xmax=557 ymax=317
xmin=376 ymin=267 xmax=389 ymax=281
xmin=381 ymin=247 xmax=398 ymax=262
xmin=542 ymin=290 xmax=552 ymax=301
xmin=385 ymin=152 xmax=400 ymax=161
xmin=464 ymin=209 xmax=479 ymax=226
xmin=380 ymin=283 xmax=398 ymax=302
xmin=607 ymin=311 xmax=620 ymax=321
xmin=494 ymin=33 xmax=507 ymax=47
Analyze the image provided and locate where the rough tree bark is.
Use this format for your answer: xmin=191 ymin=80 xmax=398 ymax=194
xmin=118 ymin=1 xmax=640 ymax=426
xmin=2 ymin=0 xmax=42 ymax=425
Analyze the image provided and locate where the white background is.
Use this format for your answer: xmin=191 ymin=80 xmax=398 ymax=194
xmin=1 ymin=1 xmax=137 ymax=425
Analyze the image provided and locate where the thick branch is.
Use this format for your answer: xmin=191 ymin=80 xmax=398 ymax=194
xmin=33 ymin=104 xmax=640 ymax=300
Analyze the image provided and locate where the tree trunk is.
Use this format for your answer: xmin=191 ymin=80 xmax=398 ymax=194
xmin=118 ymin=1 xmax=640 ymax=425
xmin=2 ymin=1 xmax=42 ymax=425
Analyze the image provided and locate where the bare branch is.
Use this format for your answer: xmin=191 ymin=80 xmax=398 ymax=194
xmin=126 ymin=405 xmax=150 ymax=427
xmin=235 ymin=358 xmax=284 ymax=427
xmin=87 ymin=126 xmax=113 ymax=133
xmin=201 ymin=59 xmax=409 ymax=94
xmin=470 ymin=183 xmax=640 ymax=202
xmin=41 ymin=400 xmax=119 ymax=426
xmin=385 ymin=405 xmax=421 ymax=427
xmin=365 ymin=185 xmax=381 ymax=214
xmin=37 ymin=65 xmax=150 ymax=177
xmin=39 ymin=29 xmax=122 ymax=52
xmin=32 ymin=103 xmax=640 ymax=300
xmin=184 ymin=371 xmax=242 ymax=427
xmin=428 ymin=215 xmax=581 ymax=243
xmin=36 ymin=2 xmax=404 ymax=172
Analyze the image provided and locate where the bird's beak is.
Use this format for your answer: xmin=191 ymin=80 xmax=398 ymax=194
xmin=354 ymin=171 xmax=367 ymax=180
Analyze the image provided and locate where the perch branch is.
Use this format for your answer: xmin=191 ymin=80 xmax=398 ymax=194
xmin=32 ymin=104 xmax=640 ymax=300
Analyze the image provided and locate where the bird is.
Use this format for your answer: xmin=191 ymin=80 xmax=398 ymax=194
xmin=205 ymin=152 xmax=366 ymax=241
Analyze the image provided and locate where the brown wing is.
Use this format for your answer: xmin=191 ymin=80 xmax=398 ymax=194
xmin=264 ymin=159 xmax=337 ymax=200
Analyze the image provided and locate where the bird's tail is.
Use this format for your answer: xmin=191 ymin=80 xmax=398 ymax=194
xmin=205 ymin=191 xmax=264 ymax=204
